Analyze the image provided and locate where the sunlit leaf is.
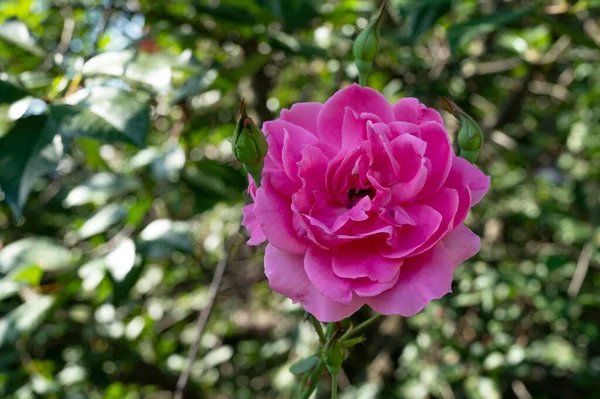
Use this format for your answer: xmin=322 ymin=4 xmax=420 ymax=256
xmin=0 ymin=18 xmax=46 ymax=57
xmin=76 ymin=203 xmax=128 ymax=240
xmin=53 ymin=86 xmax=150 ymax=148
xmin=63 ymin=172 xmax=141 ymax=207
xmin=0 ymin=237 xmax=73 ymax=274
xmin=0 ymin=295 xmax=55 ymax=349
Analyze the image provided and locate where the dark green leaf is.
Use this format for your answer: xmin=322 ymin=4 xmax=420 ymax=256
xmin=405 ymin=0 xmax=452 ymax=41
xmin=534 ymin=13 xmax=600 ymax=50
xmin=0 ymin=78 xmax=29 ymax=104
xmin=0 ymin=115 xmax=65 ymax=217
xmin=289 ymin=355 xmax=319 ymax=375
xmin=447 ymin=9 xmax=533 ymax=55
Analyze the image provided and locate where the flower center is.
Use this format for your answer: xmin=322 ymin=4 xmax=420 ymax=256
xmin=347 ymin=183 xmax=376 ymax=208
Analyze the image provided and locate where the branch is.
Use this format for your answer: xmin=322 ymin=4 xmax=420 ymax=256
xmin=174 ymin=228 xmax=243 ymax=399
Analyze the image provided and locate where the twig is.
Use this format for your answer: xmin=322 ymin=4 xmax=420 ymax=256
xmin=174 ymin=229 xmax=243 ymax=399
xmin=39 ymin=8 xmax=75 ymax=71
xmin=568 ymin=239 xmax=596 ymax=297
xmin=340 ymin=313 xmax=384 ymax=341
xmin=91 ymin=1 xmax=113 ymax=55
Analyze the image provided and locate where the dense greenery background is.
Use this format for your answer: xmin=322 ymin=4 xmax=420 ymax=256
xmin=1 ymin=0 xmax=600 ymax=398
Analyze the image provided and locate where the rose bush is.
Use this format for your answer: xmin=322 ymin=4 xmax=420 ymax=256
xmin=242 ymin=84 xmax=490 ymax=322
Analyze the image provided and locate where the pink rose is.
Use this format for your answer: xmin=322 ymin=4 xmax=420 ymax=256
xmin=242 ymin=84 xmax=490 ymax=322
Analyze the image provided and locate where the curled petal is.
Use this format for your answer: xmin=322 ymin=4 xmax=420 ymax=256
xmin=332 ymin=244 xmax=402 ymax=282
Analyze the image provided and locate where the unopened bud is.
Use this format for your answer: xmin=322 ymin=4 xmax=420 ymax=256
xmin=441 ymin=97 xmax=484 ymax=164
xmin=232 ymin=99 xmax=268 ymax=186
xmin=323 ymin=341 xmax=345 ymax=375
xmin=353 ymin=1 xmax=386 ymax=86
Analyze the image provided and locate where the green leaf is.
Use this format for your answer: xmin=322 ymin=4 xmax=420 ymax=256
xmin=0 ymin=78 xmax=29 ymax=104
xmin=52 ymin=87 xmax=149 ymax=148
xmin=76 ymin=203 xmax=128 ymax=240
xmin=0 ymin=282 xmax=22 ymax=301
xmin=82 ymin=50 xmax=172 ymax=92
xmin=63 ymin=172 xmax=141 ymax=207
xmin=8 ymin=265 xmax=43 ymax=286
xmin=447 ymin=9 xmax=533 ymax=55
xmin=0 ymin=237 xmax=73 ymax=275
xmin=0 ymin=295 xmax=55 ymax=349
xmin=289 ymin=355 xmax=319 ymax=375
xmin=138 ymin=219 xmax=193 ymax=260
xmin=404 ymin=0 xmax=452 ymax=41
xmin=0 ymin=18 xmax=46 ymax=57
xmin=534 ymin=13 xmax=600 ymax=50
xmin=0 ymin=114 xmax=65 ymax=217
xmin=258 ymin=0 xmax=319 ymax=32
xmin=106 ymin=238 xmax=136 ymax=282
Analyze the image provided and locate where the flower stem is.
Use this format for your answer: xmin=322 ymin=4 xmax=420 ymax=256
xmin=358 ymin=73 xmax=369 ymax=87
xmin=330 ymin=371 xmax=339 ymax=399
xmin=309 ymin=314 xmax=326 ymax=344
xmin=299 ymin=358 xmax=326 ymax=399
xmin=340 ymin=313 xmax=384 ymax=341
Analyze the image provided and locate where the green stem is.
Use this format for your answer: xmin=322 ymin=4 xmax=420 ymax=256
xmin=358 ymin=73 xmax=369 ymax=87
xmin=330 ymin=371 xmax=338 ymax=399
xmin=309 ymin=315 xmax=326 ymax=344
xmin=340 ymin=313 xmax=384 ymax=341
xmin=299 ymin=358 xmax=326 ymax=399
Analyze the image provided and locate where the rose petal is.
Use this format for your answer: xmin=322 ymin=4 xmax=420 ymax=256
xmin=376 ymin=204 xmax=442 ymax=258
xmin=351 ymin=272 xmax=400 ymax=297
xmin=262 ymin=119 xmax=318 ymax=165
xmin=393 ymin=98 xmax=420 ymax=124
xmin=442 ymin=224 xmax=481 ymax=267
xmin=412 ymin=187 xmax=459 ymax=255
xmin=255 ymin=179 xmax=308 ymax=254
xmin=366 ymin=243 xmax=454 ymax=316
xmin=242 ymin=204 xmax=266 ymax=245
xmin=280 ymin=102 xmax=323 ymax=135
xmin=415 ymin=121 xmax=453 ymax=199
xmin=304 ymin=247 xmax=354 ymax=304
xmin=332 ymin=245 xmax=402 ymax=282
xmin=318 ymin=84 xmax=394 ymax=148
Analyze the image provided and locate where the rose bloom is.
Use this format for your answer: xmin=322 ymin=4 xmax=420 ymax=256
xmin=242 ymin=84 xmax=490 ymax=322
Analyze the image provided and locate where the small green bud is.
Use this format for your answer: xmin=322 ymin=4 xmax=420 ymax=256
xmin=441 ymin=97 xmax=484 ymax=164
xmin=323 ymin=341 xmax=345 ymax=375
xmin=352 ymin=23 xmax=380 ymax=64
xmin=232 ymin=99 xmax=268 ymax=186
xmin=353 ymin=1 xmax=387 ymax=86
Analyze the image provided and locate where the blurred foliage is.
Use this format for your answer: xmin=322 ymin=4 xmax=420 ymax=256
xmin=1 ymin=0 xmax=600 ymax=398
